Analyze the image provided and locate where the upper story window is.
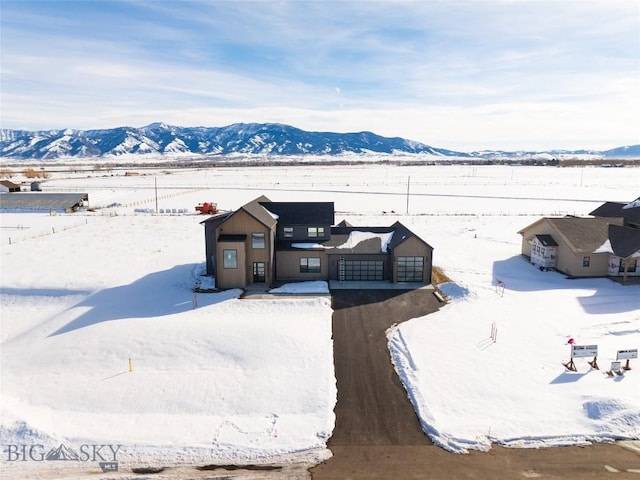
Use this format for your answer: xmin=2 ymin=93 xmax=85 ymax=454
xmin=283 ymin=227 xmax=293 ymax=238
xmin=583 ymin=256 xmax=590 ymax=268
xmin=251 ymin=233 xmax=265 ymax=249
xmin=307 ymin=226 xmax=325 ymax=238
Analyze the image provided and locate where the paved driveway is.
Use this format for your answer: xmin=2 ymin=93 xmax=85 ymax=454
xmin=311 ymin=288 xmax=640 ymax=480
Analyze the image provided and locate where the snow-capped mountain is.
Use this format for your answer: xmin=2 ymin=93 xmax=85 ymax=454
xmin=0 ymin=123 xmax=466 ymax=160
xmin=0 ymin=123 xmax=637 ymax=160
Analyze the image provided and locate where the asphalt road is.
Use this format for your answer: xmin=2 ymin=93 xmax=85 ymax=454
xmin=310 ymin=289 xmax=640 ymax=480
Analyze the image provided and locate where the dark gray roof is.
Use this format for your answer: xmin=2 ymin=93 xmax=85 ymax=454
xmin=607 ymin=224 xmax=640 ymax=258
xmin=0 ymin=192 xmax=88 ymax=211
xmin=535 ymin=234 xmax=558 ymax=247
xmin=388 ymin=221 xmax=433 ymax=251
xmin=318 ymin=221 xmax=432 ymax=255
xmin=590 ymin=199 xmax=640 ymax=226
xmin=589 ymin=201 xmax=626 ymax=217
xmin=260 ymin=201 xmax=334 ymax=225
xmin=546 ymin=217 xmax=624 ymax=253
xmin=200 ymin=211 xmax=233 ymax=225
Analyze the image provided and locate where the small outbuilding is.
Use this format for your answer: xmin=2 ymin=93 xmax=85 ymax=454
xmin=0 ymin=192 xmax=89 ymax=213
xmin=0 ymin=180 xmax=21 ymax=193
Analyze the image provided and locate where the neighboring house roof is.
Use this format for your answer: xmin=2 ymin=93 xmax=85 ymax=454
xmin=590 ymin=198 xmax=640 ymax=226
xmin=0 ymin=180 xmax=21 ymax=190
xmin=535 ymin=234 xmax=558 ymax=247
xmin=0 ymin=192 xmax=88 ymax=211
xmin=260 ymin=201 xmax=335 ymax=225
xmin=594 ymin=224 xmax=640 ymax=258
xmin=519 ymin=216 xmax=625 ymax=254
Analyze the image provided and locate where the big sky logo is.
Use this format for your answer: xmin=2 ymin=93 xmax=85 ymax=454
xmin=5 ymin=443 xmax=121 ymax=472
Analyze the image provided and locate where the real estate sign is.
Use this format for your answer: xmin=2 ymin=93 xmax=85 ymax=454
xmin=616 ymin=349 xmax=638 ymax=360
xmin=571 ymin=345 xmax=598 ymax=358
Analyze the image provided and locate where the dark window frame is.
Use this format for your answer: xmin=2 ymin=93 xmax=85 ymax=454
xmin=300 ymin=257 xmax=321 ymax=273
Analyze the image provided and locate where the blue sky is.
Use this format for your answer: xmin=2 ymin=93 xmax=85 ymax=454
xmin=1 ymin=0 xmax=638 ymax=151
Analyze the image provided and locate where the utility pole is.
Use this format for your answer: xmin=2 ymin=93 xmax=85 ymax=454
xmin=154 ymin=177 xmax=158 ymax=214
xmin=406 ymin=176 xmax=411 ymax=214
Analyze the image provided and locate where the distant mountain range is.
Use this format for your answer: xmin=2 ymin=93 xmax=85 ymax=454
xmin=0 ymin=122 xmax=638 ymax=160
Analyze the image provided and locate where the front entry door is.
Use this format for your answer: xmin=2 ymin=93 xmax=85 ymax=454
xmin=253 ymin=262 xmax=266 ymax=283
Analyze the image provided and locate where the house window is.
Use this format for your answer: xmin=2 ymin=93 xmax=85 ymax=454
xmin=619 ymin=259 xmax=637 ymax=273
xmin=251 ymin=233 xmax=265 ymax=249
xmin=307 ymin=227 xmax=325 ymax=238
xmin=583 ymin=256 xmax=590 ymax=268
xmin=223 ymin=249 xmax=237 ymax=269
xmin=300 ymin=257 xmax=321 ymax=273
xmin=283 ymin=227 xmax=293 ymax=238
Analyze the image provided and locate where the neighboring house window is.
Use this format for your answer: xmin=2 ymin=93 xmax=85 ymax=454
xmin=307 ymin=227 xmax=325 ymax=238
xmin=583 ymin=256 xmax=590 ymax=268
xmin=223 ymin=249 xmax=237 ymax=269
xmin=284 ymin=227 xmax=293 ymax=238
xmin=252 ymin=233 xmax=265 ymax=249
xmin=300 ymin=257 xmax=321 ymax=273
xmin=619 ymin=259 xmax=637 ymax=273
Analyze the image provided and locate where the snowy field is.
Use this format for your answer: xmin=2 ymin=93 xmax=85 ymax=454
xmin=1 ymin=163 xmax=639 ymax=477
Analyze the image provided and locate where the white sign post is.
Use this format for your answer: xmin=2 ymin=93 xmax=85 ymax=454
xmin=564 ymin=344 xmax=599 ymax=371
xmin=608 ymin=361 xmax=623 ymax=377
xmin=617 ymin=348 xmax=638 ymax=371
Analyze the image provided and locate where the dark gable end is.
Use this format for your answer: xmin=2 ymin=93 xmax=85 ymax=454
xmin=589 ymin=201 xmax=626 ymax=218
xmin=608 ymin=224 xmax=640 ymax=258
xmin=388 ymin=221 xmax=433 ymax=251
xmin=535 ymin=234 xmax=558 ymax=247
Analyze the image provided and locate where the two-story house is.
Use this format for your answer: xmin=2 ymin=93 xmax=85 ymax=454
xmin=201 ymin=196 xmax=433 ymax=289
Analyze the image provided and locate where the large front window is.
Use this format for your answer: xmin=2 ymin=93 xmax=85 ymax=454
xmin=223 ymin=249 xmax=237 ymax=269
xmin=300 ymin=257 xmax=321 ymax=273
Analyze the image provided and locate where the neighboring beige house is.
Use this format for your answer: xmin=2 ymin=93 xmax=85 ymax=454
xmin=518 ymin=198 xmax=640 ymax=280
xmin=202 ymin=196 xmax=434 ymax=289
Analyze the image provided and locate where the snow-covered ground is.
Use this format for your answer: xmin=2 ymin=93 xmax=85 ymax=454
xmin=1 ymin=163 xmax=639 ymax=477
